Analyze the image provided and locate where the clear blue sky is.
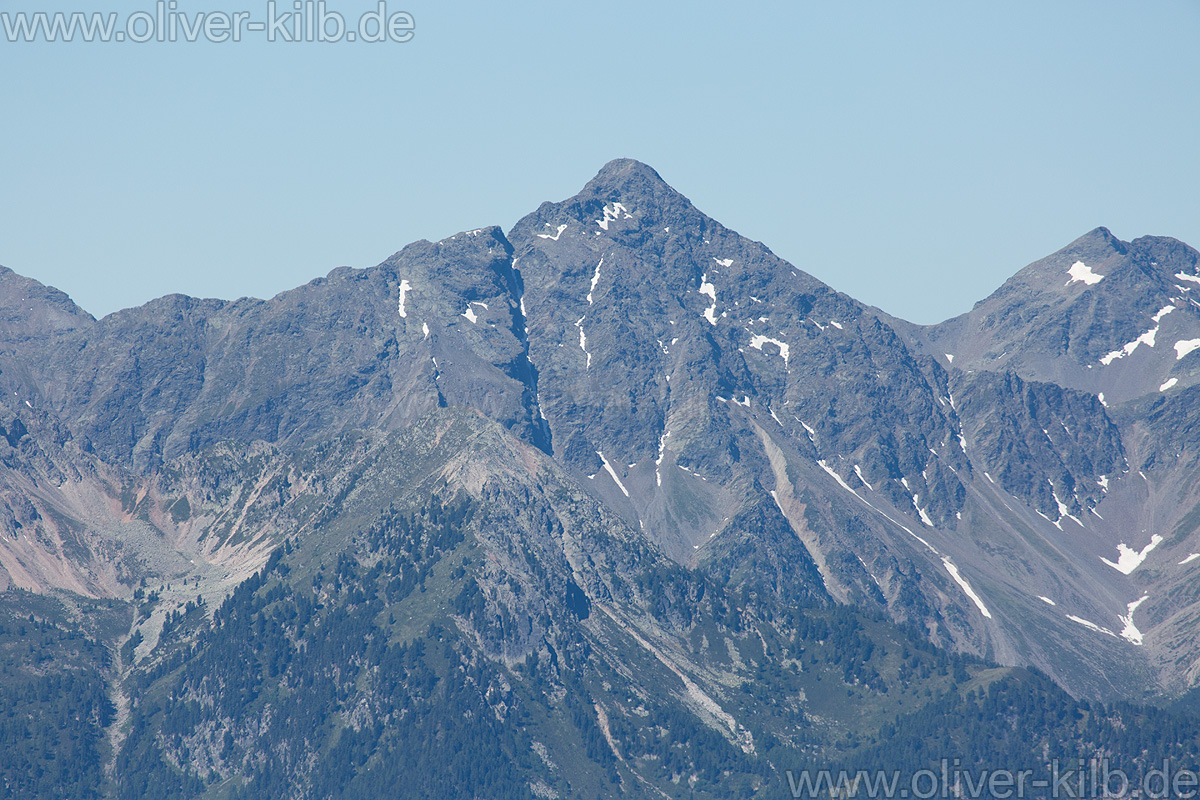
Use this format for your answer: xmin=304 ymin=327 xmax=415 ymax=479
xmin=2 ymin=0 xmax=1198 ymax=324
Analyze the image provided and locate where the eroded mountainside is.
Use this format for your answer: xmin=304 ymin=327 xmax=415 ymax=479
xmin=3 ymin=160 xmax=1200 ymax=798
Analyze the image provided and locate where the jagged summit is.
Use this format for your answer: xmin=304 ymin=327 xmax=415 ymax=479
xmin=977 ymin=227 xmax=1197 ymax=307
xmin=2 ymin=160 xmax=1200 ymax=710
xmin=904 ymin=226 xmax=1200 ymax=404
xmin=969 ymin=227 xmax=1128 ymax=309
xmin=8 ymin=162 xmax=1200 ymax=799
xmin=1063 ymin=225 xmax=1129 ymax=258
xmin=963 ymin=226 xmax=1198 ymax=312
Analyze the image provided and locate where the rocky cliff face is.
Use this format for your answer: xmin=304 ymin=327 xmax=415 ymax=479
xmin=902 ymin=227 xmax=1200 ymax=405
xmin=2 ymin=160 xmax=1200 ymax=711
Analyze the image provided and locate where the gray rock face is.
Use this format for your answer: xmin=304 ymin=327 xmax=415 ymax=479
xmin=2 ymin=227 xmax=547 ymax=469
xmin=953 ymin=370 xmax=1125 ymax=522
xmin=511 ymin=160 xmax=970 ymax=548
xmin=3 ymin=160 xmax=1200 ymax=698
xmin=904 ymin=227 xmax=1200 ymax=405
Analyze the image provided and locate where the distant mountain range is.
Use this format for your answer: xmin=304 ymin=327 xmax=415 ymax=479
xmin=3 ymin=160 xmax=1200 ymax=799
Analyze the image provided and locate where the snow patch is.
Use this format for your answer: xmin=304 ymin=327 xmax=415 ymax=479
xmin=818 ymin=460 xmax=858 ymax=496
xmin=575 ymin=316 xmax=591 ymax=369
xmin=1038 ymin=596 xmax=1056 ymax=606
xmin=596 ymin=451 xmax=630 ymax=497
xmin=1160 ymin=377 xmax=1179 ymax=392
xmin=713 ymin=257 xmax=733 ymax=267
xmin=818 ymin=460 xmax=939 ymax=555
xmin=1179 ymin=553 xmax=1200 ymax=566
xmin=587 ymin=258 xmax=603 ymax=305
xmin=1175 ymin=339 xmax=1200 ymax=360
xmin=596 ymin=202 xmax=631 ymax=231
xmin=1101 ymin=534 xmax=1164 ymax=575
xmin=913 ymin=496 xmax=934 ymax=527
xmin=397 ymin=279 xmax=413 ymax=318
xmin=1119 ymin=595 xmax=1149 ymax=646
xmin=1098 ymin=392 xmax=1107 ymax=408
xmin=942 ymin=559 xmax=992 ymax=619
xmin=655 ymin=432 xmax=669 ymax=487
xmin=1036 ymin=508 xmax=1063 ymax=531
xmin=749 ymin=334 xmax=790 ymax=364
xmin=699 ymin=273 xmax=719 ymax=325
xmin=1176 ymin=272 xmax=1200 ymax=285
xmin=854 ymin=465 xmax=873 ymax=490
xmin=1053 ymin=490 xmax=1082 ymax=527
xmin=537 ymin=223 xmax=568 ymax=241
xmin=421 ymin=322 xmax=430 ymax=340
xmin=1100 ymin=306 xmax=1174 ymax=365
xmin=1066 ymin=260 xmax=1104 ymax=286
xmin=461 ymin=302 xmax=488 ymax=324
xmin=945 ymin=353 xmax=954 ymax=363
xmin=1067 ymin=615 xmax=1117 ymax=638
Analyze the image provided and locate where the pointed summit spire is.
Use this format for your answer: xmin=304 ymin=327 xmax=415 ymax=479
xmin=1062 ymin=226 xmax=1129 ymax=258
xmin=583 ymin=158 xmax=669 ymax=191
xmin=576 ymin=158 xmax=691 ymax=213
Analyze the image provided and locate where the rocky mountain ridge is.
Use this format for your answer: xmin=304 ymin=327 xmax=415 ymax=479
xmin=4 ymin=161 xmax=1200 ymax=697
xmin=2 ymin=160 xmax=1200 ymax=798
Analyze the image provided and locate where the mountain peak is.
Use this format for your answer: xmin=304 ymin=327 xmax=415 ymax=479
xmin=589 ymin=157 xmax=665 ymax=184
xmin=921 ymin=223 xmax=1200 ymax=404
xmin=1062 ymin=226 xmax=1129 ymax=259
xmin=577 ymin=158 xmax=685 ymax=209
xmin=0 ymin=264 xmax=95 ymax=331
